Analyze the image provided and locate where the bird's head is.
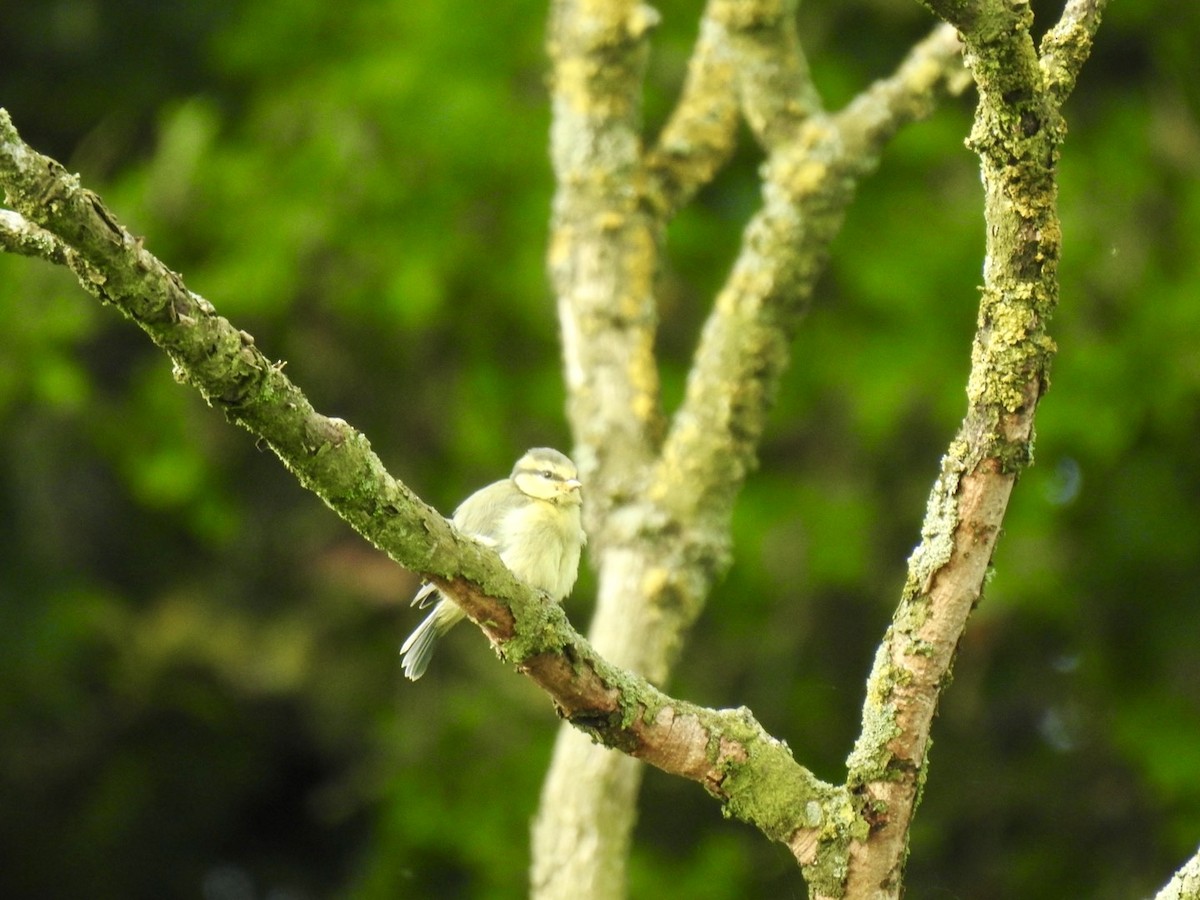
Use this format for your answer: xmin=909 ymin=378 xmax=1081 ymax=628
xmin=512 ymin=447 xmax=582 ymax=505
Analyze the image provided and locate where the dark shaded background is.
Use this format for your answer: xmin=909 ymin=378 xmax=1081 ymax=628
xmin=1 ymin=1 xmax=1197 ymax=897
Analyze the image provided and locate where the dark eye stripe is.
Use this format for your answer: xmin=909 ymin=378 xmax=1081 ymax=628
xmin=516 ymin=457 xmax=576 ymax=482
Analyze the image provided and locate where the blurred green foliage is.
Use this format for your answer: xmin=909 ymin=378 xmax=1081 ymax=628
xmin=1 ymin=1 xmax=1198 ymax=898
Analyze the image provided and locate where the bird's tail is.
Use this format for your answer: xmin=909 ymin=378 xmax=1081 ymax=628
xmin=400 ymin=600 xmax=464 ymax=680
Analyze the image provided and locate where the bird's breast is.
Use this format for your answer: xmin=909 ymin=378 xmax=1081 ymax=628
xmin=497 ymin=501 xmax=584 ymax=600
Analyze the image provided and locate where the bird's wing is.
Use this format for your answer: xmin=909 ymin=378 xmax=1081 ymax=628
xmin=408 ymin=480 xmax=514 ymax=608
xmin=451 ymin=479 xmax=523 ymax=544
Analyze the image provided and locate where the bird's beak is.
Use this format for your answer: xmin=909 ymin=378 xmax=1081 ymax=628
xmin=565 ymin=479 xmax=582 ymax=492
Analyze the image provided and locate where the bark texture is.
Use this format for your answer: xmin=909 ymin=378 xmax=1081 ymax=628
xmin=537 ymin=3 xmax=972 ymax=895
xmin=1156 ymin=845 xmax=1200 ymax=900
xmin=843 ymin=1 xmax=1107 ymax=895
xmin=0 ymin=1 xmax=1114 ymax=894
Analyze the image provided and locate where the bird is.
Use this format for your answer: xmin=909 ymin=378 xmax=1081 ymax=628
xmin=400 ymin=447 xmax=586 ymax=680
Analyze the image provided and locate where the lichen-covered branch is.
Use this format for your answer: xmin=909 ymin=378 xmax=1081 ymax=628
xmin=0 ymin=107 xmax=849 ymax=882
xmin=3 ymin=0 xmax=1113 ymax=889
xmin=539 ymin=3 xmax=972 ymax=893
xmin=546 ymin=0 xmax=664 ymax=509
xmin=644 ymin=0 xmax=741 ymax=218
xmin=538 ymin=2 xmax=972 ymax=892
xmin=0 ymin=208 xmax=73 ymax=264
xmin=836 ymin=24 xmax=968 ymax=163
xmin=708 ymin=0 xmax=822 ymax=150
xmin=1155 ymin=844 xmax=1200 ymax=900
xmin=539 ymin=2 xmax=670 ymax=893
xmin=654 ymin=22 xmax=970 ymax=641
xmin=1038 ymin=0 xmax=1106 ymax=104
xmin=0 ymin=110 xmax=483 ymax=595
xmin=841 ymin=2 xmax=1107 ymax=895
xmin=646 ymin=0 xmax=825 ymax=220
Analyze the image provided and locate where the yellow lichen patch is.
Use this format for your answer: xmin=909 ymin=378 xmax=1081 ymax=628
xmin=596 ymin=210 xmax=625 ymax=231
xmin=989 ymin=295 xmax=1038 ymax=344
xmin=640 ymin=565 xmax=672 ymax=602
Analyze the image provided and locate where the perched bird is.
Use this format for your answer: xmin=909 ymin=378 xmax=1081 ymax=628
xmin=400 ymin=447 xmax=586 ymax=680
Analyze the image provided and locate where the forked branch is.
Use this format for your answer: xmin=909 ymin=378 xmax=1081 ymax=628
xmin=841 ymin=1 xmax=1108 ymax=895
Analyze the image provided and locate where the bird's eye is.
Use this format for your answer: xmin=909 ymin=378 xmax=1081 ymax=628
xmin=540 ymin=470 xmax=554 ymax=479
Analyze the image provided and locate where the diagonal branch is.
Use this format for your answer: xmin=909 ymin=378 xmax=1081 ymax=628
xmin=1 ymin=106 xmax=859 ymax=891
xmin=1155 ymin=844 xmax=1200 ymax=900
xmin=1038 ymin=0 xmax=1107 ymax=104
xmin=0 ymin=208 xmax=73 ymax=265
xmin=536 ymin=18 xmax=967 ymax=895
xmin=645 ymin=0 xmax=827 ymax=220
xmin=841 ymin=1 xmax=1106 ymax=895
xmin=644 ymin=0 xmax=741 ymax=219
xmin=654 ymin=22 xmax=969 ymax=627
xmin=0 ymin=111 xmax=478 ymax=595
xmin=836 ymin=23 xmax=969 ymax=162
xmin=534 ymin=26 xmax=967 ymax=895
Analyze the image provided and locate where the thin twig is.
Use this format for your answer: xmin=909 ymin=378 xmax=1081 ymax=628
xmin=644 ymin=0 xmax=741 ymax=217
xmin=836 ymin=23 xmax=969 ymax=165
xmin=1039 ymin=0 xmax=1108 ymax=104
xmin=0 ymin=208 xmax=72 ymax=265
